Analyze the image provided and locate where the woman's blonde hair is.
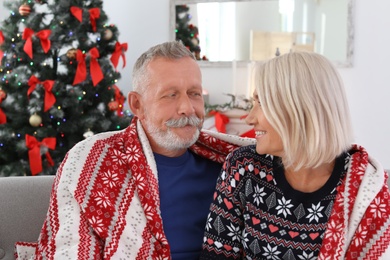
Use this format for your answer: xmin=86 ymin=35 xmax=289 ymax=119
xmin=255 ymin=51 xmax=353 ymax=170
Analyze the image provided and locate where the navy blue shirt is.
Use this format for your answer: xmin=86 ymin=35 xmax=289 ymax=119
xmin=154 ymin=150 xmax=222 ymax=260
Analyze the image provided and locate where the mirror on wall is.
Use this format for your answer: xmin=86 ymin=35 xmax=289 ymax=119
xmin=170 ymin=0 xmax=355 ymax=67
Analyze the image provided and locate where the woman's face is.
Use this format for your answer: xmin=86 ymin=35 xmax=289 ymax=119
xmin=245 ymin=91 xmax=284 ymax=157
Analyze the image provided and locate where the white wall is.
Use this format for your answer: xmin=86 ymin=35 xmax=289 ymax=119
xmin=1 ymin=0 xmax=389 ymax=169
xmin=340 ymin=0 xmax=390 ymax=169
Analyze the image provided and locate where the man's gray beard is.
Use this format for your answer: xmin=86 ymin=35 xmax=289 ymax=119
xmin=144 ymin=116 xmax=202 ymax=151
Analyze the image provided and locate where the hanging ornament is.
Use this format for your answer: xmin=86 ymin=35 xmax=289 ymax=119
xmin=0 ymin=88 xmax=7 ymax=101
xmin=19 ymin=4 xmax=31 ymax=16
xmin=108 ymin=100 xmax=119 ymax=111
xmin=83 ymin=129 xmax=94 ymax=139
xmin=29 ymin=113 xmax=42 ymax=127
xmin=103 ymin=29 xmax=113 ymax=40
xmin=191 ymin=37 xmax=199 ymax=45
xmin=66 ymin=48 xmax=77 ymax=60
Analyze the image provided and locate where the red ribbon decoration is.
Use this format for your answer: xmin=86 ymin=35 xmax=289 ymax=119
xmin=89 ymin=8 xmax=100 ymax=32
xmin=209 ymin=111 xmax=230 ymax=133
xmin=0 ymin=31 xmax=4 ymax=64
xmin=22 ymin=28 xmax=51 ymax=59
xmin=73 ymin=50 xmax=87 ymax=85
xmin=110 ymin=42 xmax=128 ymax=69
xmin=27 ymin=76 xmax=56 ymax=112
xmin=113 ymin=85 xmax=125 ymax=116
xmin=25 ymin=134 xmax=56 ymax=175
xmin=70 ymin=7 xmax=100 ymax=32
xmin=0 ymin=99 xmax=6 ymax=124
xmin=70 ymin=6 xmax=83 ymax=22
xmin=73 ymin=48 xmax=104 ymax=86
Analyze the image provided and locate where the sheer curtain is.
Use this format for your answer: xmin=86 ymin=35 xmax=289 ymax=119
xmin=197 ymin=2 xmax=236 ymax=61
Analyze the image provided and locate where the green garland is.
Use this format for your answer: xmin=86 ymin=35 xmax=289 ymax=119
xmin=204 ymin=93 xmax=253 ymax=115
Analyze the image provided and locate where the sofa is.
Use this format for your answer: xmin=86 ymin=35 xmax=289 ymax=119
xmin=0 ymin=176 xmax=55 ymax=260
xmin=0 ymin=170 xmax=388 ymax=260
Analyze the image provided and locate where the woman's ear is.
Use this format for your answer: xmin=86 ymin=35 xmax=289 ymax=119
xmin=128 ymin=91 xmax=145 ymax=119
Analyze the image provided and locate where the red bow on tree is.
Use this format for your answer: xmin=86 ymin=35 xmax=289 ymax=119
xmin=25 ymin=134 xmax=56 ymax=175
xmin=70 ymin=7 xmax=100 ymax=32
xmin=27 ymin=76 xmax=56 ymax=112
xmin=73 ymin=48 xmax=104 ymax=86
xmin=89 ymin=8 xmax=100 ymax=32
xmin=70 ymin=6 xmax=83 ymax=22
xmin=110 ymin=42 xmax=128 ymax=69
xmin=0 ymin=31 xmax=4 ymax=64
xmin=113 ymin=85 xmax=125 ymax=116
xmin=22 ymin=28 xmax=51 ymax=59
xmin=0 ymin=100 xmax=6 ymax=124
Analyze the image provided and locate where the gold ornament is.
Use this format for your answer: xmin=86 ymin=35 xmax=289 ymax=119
xmin=103 ymin=29 xmax=113 ymax=40
xmin=66 ymin=48 xmax=77 ymax=59
xmin=29 ymin=114 xmax=42 ymax=127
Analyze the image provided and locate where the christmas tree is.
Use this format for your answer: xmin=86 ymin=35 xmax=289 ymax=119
xmin=0 ymin=0 xmax=131 ymax=176
xmin=175 ymin=5 xmax=207 ymax=61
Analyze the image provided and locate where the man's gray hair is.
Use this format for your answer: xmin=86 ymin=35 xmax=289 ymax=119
xmin=132 ymin=41 xmax=195 ymax=94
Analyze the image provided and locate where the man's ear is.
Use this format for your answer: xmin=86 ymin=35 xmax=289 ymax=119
xmin=128 ymin=91 xmax=145 ymax=119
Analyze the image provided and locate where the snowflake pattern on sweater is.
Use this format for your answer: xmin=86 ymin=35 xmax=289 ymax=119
xmin=201 ymin=145 xmax=349 ymax=260
xmin=15 ymin=117 xmax=256 ymax=260
xmin=201 ymin=144 xmax=390 ymax=260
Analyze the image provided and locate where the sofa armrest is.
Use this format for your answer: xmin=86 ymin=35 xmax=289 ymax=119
xmin=0 ymin=176 xmax=54 ymax=260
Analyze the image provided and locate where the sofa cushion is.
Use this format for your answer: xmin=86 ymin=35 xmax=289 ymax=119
xmin=0 ymin=176 xmax=54 ymax=260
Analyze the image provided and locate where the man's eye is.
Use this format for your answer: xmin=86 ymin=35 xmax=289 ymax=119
xmin=164 ymin=93 xmax=176 ymax=98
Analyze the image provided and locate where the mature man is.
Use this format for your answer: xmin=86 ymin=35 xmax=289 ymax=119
xmin=16 ymin=41 xmax=254 ymax=259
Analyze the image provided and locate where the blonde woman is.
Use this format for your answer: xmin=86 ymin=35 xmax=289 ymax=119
xmin=201 ymin=52 xmax=390 ymax=259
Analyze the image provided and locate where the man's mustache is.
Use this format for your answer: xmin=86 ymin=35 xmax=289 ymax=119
xmin=165 ymin=116 xmax=202 ymax=128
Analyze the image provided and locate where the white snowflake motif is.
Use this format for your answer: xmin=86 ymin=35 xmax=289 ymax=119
xmin=208 ymin=153 xmax=218 ymax=162
xmin=353 ymin=224 xmax=368 ymax=247
xmin=298 ymin=251 xmax=316 ymax=260
xmin=90 ymin=215 xmax=104 ymax=234
xmin=241 ymin=230 xmax=250 ymax=249
xmin=275 ymin=196 xmax=293 ymax=217
xmin=370 ymin=197 xmax=387 ymax=219
xmin=102 ymin=170 xmax=119 ymax=188
xmin=143 ymin=204 xmax=155 ymax=221
xmin=205 ymin=213 xmax=213 ymax=231
xmin=155 ymin=232 xmax=166 ymax=241
xmin=134 ymin=174 xmax=146 ymax=191
xmin=306 ymin=202 xmax=324 ymax=223
xmin=111 ymin=149 xmax=126 ymax=166
xmin=262 ymin=244 xmax=281 ymax=259
xmin=94 ymin=191 xmax=112 ymax=208
xmin=227 ymin=223 xmax=240 ymax=241
xmin=253 ymin=185 xmax=266 ymax=206
xmin=324 ymin=220 xmax=343 ymax=242
xmin=126 ymin=145 xmax=142 ymax=162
